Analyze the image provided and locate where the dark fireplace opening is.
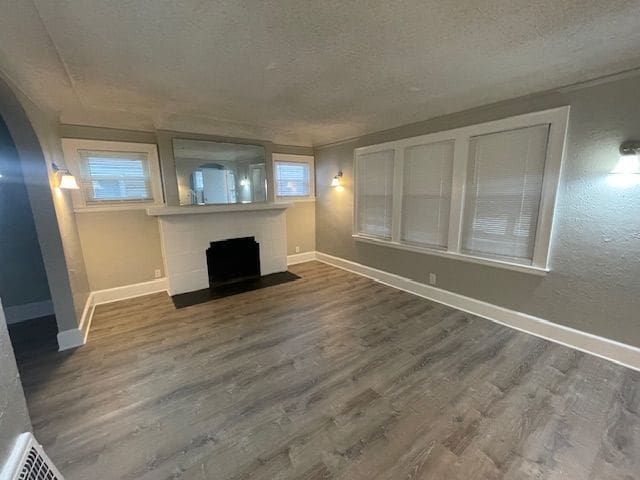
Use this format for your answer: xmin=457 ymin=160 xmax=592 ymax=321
xmin=206 ymin=236 xmax=261 ymax=287
xmin=172 ymin=236 xmax=300 ymax=309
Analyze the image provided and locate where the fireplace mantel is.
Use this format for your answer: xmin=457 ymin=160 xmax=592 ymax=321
xmin=147 ymin=202 xmax=292 ymax=216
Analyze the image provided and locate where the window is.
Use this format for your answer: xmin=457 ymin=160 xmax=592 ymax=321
xmin=273 ymin=154 xmax=314 ymax=200
xmin=401 ymin=141 xmax=454 ymax=249
xmin=355 ymin=150 xmax=395 ymax=239
xmin=461 ymin=125 xmax=549 ymax=263
xmin=353 ymin=107 xmax=569 ymax=273
xmin=62 ymin=139 xmax=163 ymax=211
xmin=275 ymin=162 xmax=309 ymax=196
xmin=78 ymin=150 xmax=152 ymax=203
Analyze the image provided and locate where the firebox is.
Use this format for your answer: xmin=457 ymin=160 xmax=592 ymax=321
xmin=206 ymin=236 xmax=261 ymax=287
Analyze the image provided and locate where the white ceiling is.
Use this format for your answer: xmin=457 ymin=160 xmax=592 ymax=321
xmin=1 ymin=0 xmax=639 ymax=146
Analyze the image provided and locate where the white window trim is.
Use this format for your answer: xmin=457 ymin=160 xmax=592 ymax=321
xmin=353 ymin=106 xmax=570 ymax=274
xmin=61 ymin=139 xmax=164 ymax=212
xmin=273 ymin=153 xmax=315 ymax=201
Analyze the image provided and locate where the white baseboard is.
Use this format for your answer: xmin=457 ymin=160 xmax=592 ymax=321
xmin=4 ymin=300 xmax=54 ymax=324
xmin=315 ymin=251 xmax=640 ymax=372
xmin=57 ymin=278 xmax=169 ymax=351
xmin=287 ymin=251 xmax=317 ymax=265
xmin=91 ymin=278 xmax=169 ymax=305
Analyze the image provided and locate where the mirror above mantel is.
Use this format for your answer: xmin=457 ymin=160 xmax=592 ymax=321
xmin=173 ymin=138 xmax=268 ymax=206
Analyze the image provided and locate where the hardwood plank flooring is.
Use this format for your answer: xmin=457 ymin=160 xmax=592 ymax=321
xmin=15 ymin=261 xmax=640 ymax=479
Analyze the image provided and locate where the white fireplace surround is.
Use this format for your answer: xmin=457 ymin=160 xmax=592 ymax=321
xmin=149 ymin=204 xmax=290 ymax=295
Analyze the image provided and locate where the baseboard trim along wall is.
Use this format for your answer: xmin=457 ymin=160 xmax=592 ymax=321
xmin=287 ymin=251 xmax=318 ymax=265
xmin=57 ymin=278 xmax=169 ymax=351
xmin=4 ymin=300 xmax=54 ymax=324
xmin=314 ymin=251 xmax=640 ymax=372
xmin=91 ymin=278 xmax=169 ymax=305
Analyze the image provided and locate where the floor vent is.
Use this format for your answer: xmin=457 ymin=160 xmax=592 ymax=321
xmin=1 ymin=433 xmax=64 ymax=480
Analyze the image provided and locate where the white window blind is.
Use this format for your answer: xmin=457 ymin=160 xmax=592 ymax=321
xmin=401 ymin=141 xmax=454 ymax=249
xmin=356 ymin=149 xmax=395 ymax=239
xmin=275 ymin=161 xmax=310 ymax=197
xmin=78 ymin=150 xmax=153 ymax=204
xmin=461 ymin=124 xmax=550 ymax=264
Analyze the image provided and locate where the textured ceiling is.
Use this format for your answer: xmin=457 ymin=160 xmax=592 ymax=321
xmin=1 ymin=0 xmax=639 ymax=146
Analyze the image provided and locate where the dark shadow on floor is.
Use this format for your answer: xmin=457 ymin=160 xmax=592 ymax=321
xmin=7 ymin=315 xmax=58 ymax=361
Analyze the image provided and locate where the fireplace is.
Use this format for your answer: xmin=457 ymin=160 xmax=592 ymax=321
xmin=172 ymin=234 xmax=300 ymax=308
xmin=206 ymin=236 xmax=261 ymax=287
xmin=150 ymin=205 xmax=300 ymax=307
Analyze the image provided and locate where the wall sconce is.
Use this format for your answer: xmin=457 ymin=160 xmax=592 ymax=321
xmin=240 ymin=177 xmax=250 ymax=187
xmin=331 ymin=170 xmax=343 ymax=187
xmin=609 ymin=141 xmax=640 ymax=188
xmin=612 ymin=142 xmax=640 ymax=174
xmin=52 ymin=163 xmax=79 ymax=190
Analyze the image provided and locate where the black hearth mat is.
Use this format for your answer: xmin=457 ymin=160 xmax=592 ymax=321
xmin=171 ymin=271 xmax=300 ymax=309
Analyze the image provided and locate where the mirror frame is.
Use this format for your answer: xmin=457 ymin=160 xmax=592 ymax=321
xmin=156 ymin=130 xmax=275 ymax=207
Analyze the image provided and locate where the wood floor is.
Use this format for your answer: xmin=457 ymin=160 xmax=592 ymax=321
xmin=15 ymin=262 xmax=640 ymax=479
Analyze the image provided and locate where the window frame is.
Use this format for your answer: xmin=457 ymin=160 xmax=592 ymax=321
xmin=272 ymin=153 xmax=315 ymax=201
xmin=61 ymin=139 xmax=164 ymax=212
xmin=353 ymin=106 xmax=570 ymax=275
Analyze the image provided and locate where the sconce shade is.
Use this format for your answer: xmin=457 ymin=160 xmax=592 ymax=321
xmin=59 ymin=173 xmax=80 ymax=189
xmin=611 ymin=154 xmax=640 ymax=175
xmin=52 ymin=162 xmax=80 ymax=189
xmin=614 ymin=141 xmax=640 ymax=174
xmin=331 ymin=170 xmax=343 ymax=187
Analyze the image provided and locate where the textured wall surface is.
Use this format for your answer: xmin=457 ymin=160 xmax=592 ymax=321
xmin=315 ymin=73 xmax=640 ymax=347
xmin=0 ymin=301 xmax=32 ymax=466
xmin=20 ymin=100 xmax=90 ymax=331
xmin=0 ymin=76 xmax=86 ymax=333
xmin=76 ymin=210 xmax=164 ymax=291
xmin=0 ymin=116 xmax=51 ymax=308
xmin=285 ymin=201 xmax=316 ymax=255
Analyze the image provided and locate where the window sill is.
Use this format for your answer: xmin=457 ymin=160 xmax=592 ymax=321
xmin=275 ymin=197 xmax=316 ymax=203
xmin=352 ymin=234 xmax=549 ymax=276
xmin=74 ymin=203 xmax=162 ymax=214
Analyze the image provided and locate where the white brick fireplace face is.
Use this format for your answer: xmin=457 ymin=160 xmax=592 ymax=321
xmin=158 ymin=210 xmax=287 ymax=295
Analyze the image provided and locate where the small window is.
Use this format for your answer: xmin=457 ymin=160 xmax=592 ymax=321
xmin=78 ymin=150 xmax=153 ymax=204
xmin=62 ymin=139 xmax=163 ymax=211
xmin=273 ymin=154 xmax=314 ymax=200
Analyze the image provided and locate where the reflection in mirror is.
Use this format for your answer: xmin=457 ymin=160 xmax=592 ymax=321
xmin=173 ymin=138 xmax=267 ymax=205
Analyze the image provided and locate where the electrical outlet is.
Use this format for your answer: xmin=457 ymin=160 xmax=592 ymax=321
xmin=154 ymin=269 xmax=162 ymax=279
xmin=428 ymin=273 xmax=437 ymax=285
xmin=295 ymin=246 xmax=301 ymax=253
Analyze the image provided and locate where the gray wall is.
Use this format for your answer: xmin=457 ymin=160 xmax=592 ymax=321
xmin=285 ymin=201 xmax=316 ymax=255
xmin=0 ymin=116 xmax=51 ymax=310
xmin=75 ymin=210 xmax=164 ymax=291
xmin=0 ymin=301 xmax=32 ymax=466
xmin=0 ymin=75 xmax=87 ymax=333
xmin=56 ymin=126 xmax=317 ymax=292
xmin=61 ymin=125 xmax=166 ymax=291
xmin=273 ymin=145 xmax=316 ymax=256
xmin=315 ymin=73 xmax=640 ymax=348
